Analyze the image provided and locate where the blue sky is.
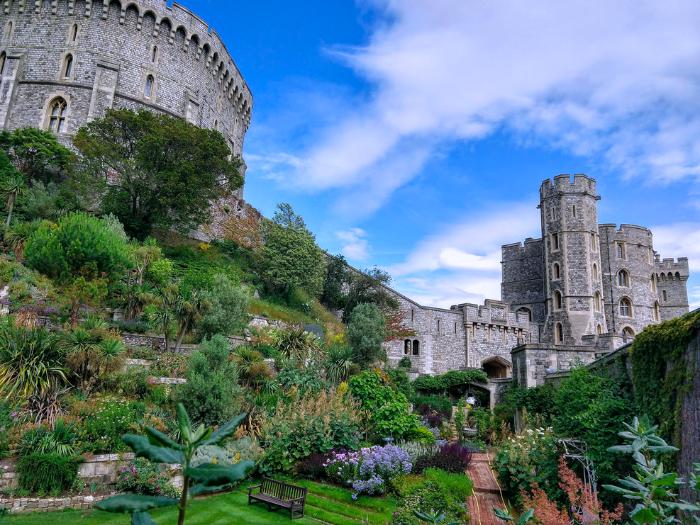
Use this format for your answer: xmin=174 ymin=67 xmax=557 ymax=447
xmin=186 ymin=0 xmax=699 ymax=308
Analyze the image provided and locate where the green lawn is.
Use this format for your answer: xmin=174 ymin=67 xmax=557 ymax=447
xmin=2 ymin=481 xmax=397 ymax=525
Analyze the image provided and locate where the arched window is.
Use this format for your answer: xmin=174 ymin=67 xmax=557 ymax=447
xmin=622 ymin=327 xmax=635 ymax=344
xmin=616 ymin=242 xmax=625 ymax=259
xmin=619 ymin=298 xmax=632 ymax=317
xmin=555 ymin=322 xmax=563 ymax=344
xmin=552 ymin=233 xmax=560 ymax=251
xmin=403 ymin=340 xmax=410 ymax=355
xmin=660 ymin=273 xmax=666 ymax=281
xmin=675 ymin=272 xmax=681 ymax=280
xmin=650 ymin=275 xmax=656 ymax=293
xmin=662 ymin=290 xmax=667 ymax=302
xmin=553 ymin=263 xmax=560 ymax=280
xmin=0 ymin=52 xmax=5 ymax=76
xmin=596 ymin=324 xmax=603 ymax=335
xmin=592 ymin=263 xmax=598 ymax=280
xmin=412 ymin=340 xmax=419 ymax=356
xmin=144 ymin=75 xmax=154 ymax=98
xmin=70 ymin=23 xmax=78 ymax=42
xmin=617 ymin=269 xmax=629 ymax=287
xmin=590 ymin=232 xmax=597 ymax=251
xmin=62 ymin=54 xmax=73 ymax=79
xmin=594 ymin=291 xmax=602 ymax=312
xmin=553 ymin=290 xmax=563 ymax=310
xmin=151 ymin=45 xmax=158 ymax=63
xmin=654 ymin=302 xmax=660 ymax=322
xmin=47 ymin=97 xmax=67 ymax=133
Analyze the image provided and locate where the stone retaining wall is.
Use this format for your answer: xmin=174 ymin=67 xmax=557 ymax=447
xmin=0 ymin=493 xmax=113 ymax=513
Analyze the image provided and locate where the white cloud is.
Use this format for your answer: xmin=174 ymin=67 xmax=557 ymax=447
xmin=259 ymin=0 xmax=700 ymax=217
xmin=336 ymin=227 xmax=370 ymax=261
xmin=387 ymin=202 xmax=540 ymax=307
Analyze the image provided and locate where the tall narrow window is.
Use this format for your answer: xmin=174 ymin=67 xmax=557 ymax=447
xmin=0 ymin=52 xmax=5 ymax=76
xmin=412 ymin=340 xmax=420 ymax=356
xmin=62 ymin=54 xmax=73 ymax=79
xmin=592 ymin=263 xmax=599 ymax=280
xmin=555 ymin=322 xmax=563 ymax=344
xmin=47 ymin=97 xmax=67 ymax=133
xmin=436 ymin=319 xmax=440 ymax=334
xmin=596 ymin=324 xmax=603 ymax=335
xmin=650 ymin=275 xmax=656 ymax=293
xmin=403 ymin=340 xmax=410 ymax=355
xmin=552 ymin=233 xmax=560 ymax=251
xmin=594 ymin=291 xmax=601 ymax=312
xmin=410 ymin=309 xmax=414 ymax=323
xmin=617 ymin=269 xmax=629 ymax=287
xmin=151 ymin=45 xmax=158 ymax=63
xmin=70 ymin=23 xmax=78 ymax=42
xmin=553 ymin=290 xmax=563 ymax=310
xmin=572 ymin=205 xmax=576 ymax=218
xmin=616 ymin=242 xmax=625 ymax=259
xmin=553 ymin=263 xmax=560 ymax=280
xmin=619 ymin=298 xmax=632 ymax=317
xmin=144 ymin=75 xmax=154 ymax=98
xmin=591 ymin=232 xmax=597 ymax=251
xmin=662 ymin=290 xmax=667 ymax=301
xmin=654 ymin=302 xmax=660 ymax=322
xmin=454 ymin=322 xmax=457 ymax=335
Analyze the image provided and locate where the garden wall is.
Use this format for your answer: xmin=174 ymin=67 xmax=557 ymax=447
xmin=679 ymin=330 xmax=699 ymax=501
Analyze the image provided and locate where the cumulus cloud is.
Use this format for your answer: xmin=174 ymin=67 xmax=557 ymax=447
xmin=259 ymin=0 xmax=700 ymax=216
xmin=336 ymin=227 xmax=370 ymax=261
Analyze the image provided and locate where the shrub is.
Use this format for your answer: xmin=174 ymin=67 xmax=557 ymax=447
xmin=17 ymin=419 xmax=77 ymax=457
xmin=104 ymin=367 xmax=150 ymax=399
xmin=325 ymin=444 xmax=412 ymax=497
xmin=391 ymin=471 xmax=469 ymax=525
xmin=116 ymin=458 xmax=179 ymax=498
xmin=394 ymin=440 xmax=443 ymax=464
xmin=296 ymin=452 xmax=331 ymax=480
xmin=24 ymin=212 xmax=130 ymax=282
xmin=75 ymin=398 xmax=145 ymax=453
xmin=347 ymin=303 xmax=386 ymax=367
xmin=258 ymin=389 xmax=362 ymax=476
xmin=198 ymin=273 xmax=249 ymax=337
xmin=412 ymin=369 xmax=488 ymax=397
xmin=423 ymin=467 xmax=473 ymax=501
xmin=0 ymin=401 xmax=14 ymax=458
xmin=176 ymin=335 xmax=241 ymax=426
xmin=414 ymin=395 xmax=452 ymax=418
xmin=111 ymin=319 xmax=150 ymax=334
xmin=348 ymin=370 xmax=426 ymax=442
xmin=62 ymin=328 xmax=125 ymax=395
xmin=193 ymin=436 xmax=263 ymax=467
xmin=414 ymin=442 xmax=472 ymax=473
xmin=17 ymin=453 xmax=81 ymax=494
xmin=493 ymin=427 xmax=561 ymax=508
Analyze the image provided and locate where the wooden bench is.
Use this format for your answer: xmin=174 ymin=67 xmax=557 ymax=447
xmin=247 ymin=478 xmax=308 ymax=519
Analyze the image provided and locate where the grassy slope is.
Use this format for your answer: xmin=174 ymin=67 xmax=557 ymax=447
xmin=4 ymin=481 xmax=397 ymax=525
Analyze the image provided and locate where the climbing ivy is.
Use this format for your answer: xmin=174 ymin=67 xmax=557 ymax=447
xmin=629 ymin=309 xmax=700 ymax=445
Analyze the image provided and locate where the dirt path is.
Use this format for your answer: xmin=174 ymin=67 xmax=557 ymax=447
xmin=467 ymin=452 xmax=506 ymax=525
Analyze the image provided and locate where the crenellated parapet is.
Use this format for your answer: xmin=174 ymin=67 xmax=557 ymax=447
xmin=1 ymin=0 xmax=252 ymax=127
xmin=540 ymin=173 xmax=599 ymax=200
xmin=654 ymin=257 xmax=689 ymax=280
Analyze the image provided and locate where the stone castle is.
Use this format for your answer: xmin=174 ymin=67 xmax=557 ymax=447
xmin=385 ymin=174 xmax=689 ymax=389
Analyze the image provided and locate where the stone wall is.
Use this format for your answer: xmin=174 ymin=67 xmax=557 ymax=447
xmin=0 ymin=493 xmax=111 ymax=513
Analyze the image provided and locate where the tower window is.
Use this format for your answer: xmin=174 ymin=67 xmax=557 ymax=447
xmin=144 ymin=75 xmax=154 ymax=98
xmin=62 ymin=54 xmax=74 ymax=79
xmin=622 ymin=327 xmax=635 ymax=344
xmin=654 ymin=302 xmax=660 ymax=322
xmin=410 ymin=308 xmax=414 ymax=323
xmin=619 ymin=298 xmax=632 ymax=317
xmin=552 ymin=233 xmax=560 ymax=251
xmin=454 ymin=322 xmax=457 ymax=335
xmin=0 ymin=52 xmax=5 ymax=76
xmin=151 ymin=45 xmax=158 ymax=63
xmin=403 ymin=339 xmax=410 ymax=355
xmin=47 ymin=97 xmax=67 ymax=133
xmin=592 ymin=263 xmax=599 ymax=280
xmin=3 ymin=21 xmax=12 ymax=42
xmin=555 ymin=322 xmax=563 ymax=344
xmin=616 ymin=242 xmax=626 ymax=259
xmin=594 ymin=291 xmax=602 ymax=312
xmin=650 ymin=275 xmax=657 ymax=293
xmin=412 ymin=340 xmax=420 ymax=356
xmin=553 ymin=263 xmax=560 ymax=280
xmin=617 ymin=269 xmax=630 ymax=287
xmin=70 ymin=23 xmax=78 ymax=42
xmin=572 ymin=205 xmax=576 ymax=218
xmin=662 ymin=290 xmax=667 ymax=302
xmin=596 ymin=324 xmax=603 ymax=335
xmin=591 ymin=232 xmax=597 ymax=251
xmin=436 ymin=319 xmax=440 ymax=334
xmin=553 ymin=290 xmax=563 ymax=310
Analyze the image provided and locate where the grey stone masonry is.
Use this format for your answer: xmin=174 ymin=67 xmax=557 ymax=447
xmin=383 ymin=174 xmax=690 ymax=389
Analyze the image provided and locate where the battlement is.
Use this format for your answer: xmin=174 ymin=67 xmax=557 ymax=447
xmin=598 ymin=223 xmax=652 ymax=244
xmin=4 ymin=0 xmax=252 ymax=124
xmin=540 ymin=173 xmax=598 ymax=199
xmin=654 ymin=257 xmax=689 ymax=277
xmin=452 ymin=300 xmax=530 ymax=327
xmin=501 ymin=237 xmax=543 ymax=261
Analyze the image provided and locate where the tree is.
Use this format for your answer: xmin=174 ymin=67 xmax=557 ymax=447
xmin=347 ymin=303 xmax=386 ymax=367
xmin=177 ymin=335 xmax=241 ymax=427
xmin=258 ymin=203 xmax=326 ymax=299
xmin=343 ymin=267 xmax=399 ymax=323
xmin=198 ymin=274 xmax=249 ymax=338
xmin=24 ymin=212 xmax=131 ymax=282
xmin=0 ymin=128 xmax=74 ymax=185
xmin=96 ymin=404 xmax=254 ymax=525
xmin=173 ymin=289 xmax=210 ymax=353
xmin=73 ymin=109 xmax=243 ymax=239
xmin=322 ymin=254 xmax=349 ymax=310
xmin=0 ymin=155 xmax=25 ymax=229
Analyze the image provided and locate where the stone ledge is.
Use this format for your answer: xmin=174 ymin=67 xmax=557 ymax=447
xmin=0 ymin=493 xmax=114 ymax=513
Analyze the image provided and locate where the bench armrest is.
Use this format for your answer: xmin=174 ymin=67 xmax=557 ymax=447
xmin=247 ymin=484 xmax=262 ymax=496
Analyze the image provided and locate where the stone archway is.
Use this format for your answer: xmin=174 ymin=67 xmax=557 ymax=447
xmin=482 ymin=355 xmax=511 ymax=379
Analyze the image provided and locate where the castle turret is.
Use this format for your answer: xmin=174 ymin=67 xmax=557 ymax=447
xmin=539 ymin=174 xmax=606 ymax=345
xmin=654 ymin=257 xmax=690 ymax=321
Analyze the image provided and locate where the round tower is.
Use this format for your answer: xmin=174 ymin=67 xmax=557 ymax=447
xmin=539 ymin=174 xmax=607 ymax=346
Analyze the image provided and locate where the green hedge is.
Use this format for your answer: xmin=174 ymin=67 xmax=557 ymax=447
xmin=17 ymin=453 xmax=81 ymax=493
xmin=412 ymin=395 xmax=452 ymax=417
xmin=412 ymin=369 xmax=488 ymax=397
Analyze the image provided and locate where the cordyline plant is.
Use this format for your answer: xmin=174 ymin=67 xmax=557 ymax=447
xmin=96 ymin=403 xmax=254 ymax=525
xmin=603 ymin=417 xmax=700 ymax=525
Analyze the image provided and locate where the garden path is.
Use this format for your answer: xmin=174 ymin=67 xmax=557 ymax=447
xmin=467 ymin=452 xmax=506 ymax=525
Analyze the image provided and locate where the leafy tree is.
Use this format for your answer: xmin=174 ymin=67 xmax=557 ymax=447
xmin=322 ymin=254 xmax=349 ymax=310
xmin=0 ymin=150 xmax=25 ymax=229
xmin=343 ymin=267 xmax=399 ymax=323
xmin=0 ymin=128 xmax=74 ymax=185
xmin=73 ymin=109 xmax=243 ymax=239
xmin=177 ymin=335 xmax=241 ymax=427
xmin=258 ymin=203 xmax=326 ymax=299
xmin=173 ymin=289 xmax=210 ymax=352
xmin=347 ymin=303 xmax=386 ymax=367
xmin=198 ymin=274 xmax=249 ymax=338
xmin=96 ymin=403 xmax=253 ymax=525
xmin=24 ymin=212 xmax=131 ymax=282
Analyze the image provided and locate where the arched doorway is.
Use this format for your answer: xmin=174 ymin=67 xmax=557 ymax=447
xmin=482 ymin=356 xmax=511 ymax=379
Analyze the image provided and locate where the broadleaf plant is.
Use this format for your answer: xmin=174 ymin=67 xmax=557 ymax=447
xmin=97 ymin=403 xmax=253 ymax=525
